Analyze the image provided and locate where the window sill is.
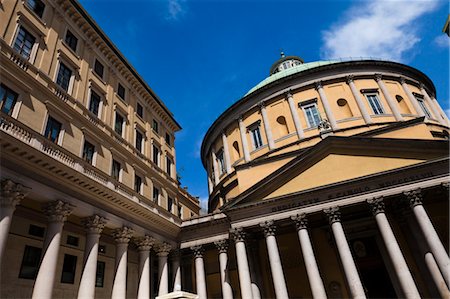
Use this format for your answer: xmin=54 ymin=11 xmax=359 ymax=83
xmin=20 ymin=3 xmax=47 ymax=28
xmin=91 ymin=69 xmax=106 ymax=86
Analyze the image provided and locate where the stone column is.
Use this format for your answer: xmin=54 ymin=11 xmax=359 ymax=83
xmin=171 ymin=250 xmax=182 ymax=292
xmin=32 ymin=200 xmax=74 ymax=299
xmin=346 ymin=76 xmax=372 ymax=124
xmin=238 ymin=117 xmax=251 ymax=162
xmin=77 ymin=215 xmax=107 ymax=299
xmin=111 ymin=227 xmax=134 ymax=299
xmin=419 ymin=84 xmax=445 ymax=123
xmin=315 ymin=81 xmax=338 ymax=130
xmin=260 ymin=220 xmax=289 ymax=299
xmin=247 ymin=239 xmax=262 ymax=299
xmin=222 ymin=132 xmax=232 ymax=174
xmin=399 ymin=77 xmax=424 ymax=117
xmin=211 ymin=151 xmax=220 ymax=185
xmin=230 ymin=227 xmax=253 ymax=299
xmin=191 ymin=245 xmax=208 ymax=299
xmin=429 ymin=94 xmax=450 ymax=126
xmin=214 ymin=240 xmax=234 ymax=299
xmin=156 ymin=242 xmax=172 ymax=296
xmin=375 ymin=74 xmax=403 ymax=121
xmin=291 ymin=214 xmax=327 ymax=298
xmin=404 ymin=189 xmax=450 ymax=288
xmin=0 ymin=179 xmax=29 ymax=267
xmin=136 ymin=236 xmax=155 ymax=299
xmin=259 ymin=103 xmax=275 ymax=150
xmin=286 ymin=91 xmax=305 ymax=139
xmin=324 ymin=207 xmax=366 ymax=299
xmin=367 ymin=197 xmax=420 ymax=298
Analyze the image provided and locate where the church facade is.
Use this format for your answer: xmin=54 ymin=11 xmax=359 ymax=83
xmin=1 ymin=0 xmax=449 ymax=299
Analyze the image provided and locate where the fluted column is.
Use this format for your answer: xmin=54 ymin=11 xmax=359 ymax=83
xmin=238 ymin=117 xmax=251 ymax=162
xmin=111 ymin=227 xmax=134 ymax=299
xmin=260 ymin=220 xmax=289 ymax=299
xmin=291 ymin=214 xmax=327 ymax=299
xmin=399 ymin=77 xmax=424 ymax=117
xmin=315 ymin=81 xmax=338 ymax=130
xmin=77 ymin=215 xmax=107 ymax=299
xmin=259 ymin=103 xmax=275 ymax=150
xmin=156 ymin=242 xmax=172 ymax=296
xmin=375 ymin=74 xmax=403 ymax=121
xmin=420 ymin=84 xmax=445 ymax=123
xmin=404 ymin=189 xmax=450 ymax=288
xmin=286 ymin=91 xmax=305 ymax=139
xmin=324 ymin=207 xmax=365 ymax=299
xmin=0 ymin=179 xmax=29 ymax=267
xmin=222 ymin=132 xmax=232 ymax=174
xmin=230 ymin=227 xmax=253 ymax=299
xmin=211 ymin=151 xmax=220 ymax=185
xmin=191 ymin=245 xmax=207 ymax=299
xmin=367 ymin=197 xmax=420 ymax=298
xmin=171 ymin=250 xmax=182 ymax=292
xmin=346 ymin=76 xmax=372 ymax=124
xmin=32 ymin=200 xmax=74 ymax=299
xmin=136 ymin=236 xmax=155 ymax=299
xmin=215 ymin=240 xmax=234 ymax=299
xmin=429 ymin=94 xmax=450 ymax=126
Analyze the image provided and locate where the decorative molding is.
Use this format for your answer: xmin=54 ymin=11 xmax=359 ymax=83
xmin=374 ymin=73 xmax=383 ymax=82
xmin=230 ymin=227 xmax=246 ymax=243
xmin=323 ymin=206 xmax=341 ymax=224
xmin=285 ymin=90 xmax=293 ymax=99
xmin=135 ymin=235 xmax=156 ymax=251
xmin=260 ymin=220 xmax=276 ymax=237
xmin=314 ymin=81 xmax=323 ymax=90
xmin=190 ymin=245 xmax=204 ymax=258
xmin=346 ymin=75 xmax=354 ymax=84
xmin=403 ymin=189 xmax=423 ymax=208
xmin=214 ymin=239 xmax=229 ymax=253
xmin=82 ymin=214 xmax=107 ymax=234
xmin=112 ymin=226 xmax=134 ymax=244
xmin=366 ymin=197 xmax=385 ymax=215
xmin=291 ymin=213 xmax=308 ymax=231
xmin=441 ymin=182 xmax=449 ymax=192
xmin=42 ymin=200 xmax=74 ymax=223
xmin=0 ymin=179 xmax=30 ymax=208
xmin=399 ymin=77 xmax=407 ymax=84
xmin=156 ymin=242 xmax=172 ymax=256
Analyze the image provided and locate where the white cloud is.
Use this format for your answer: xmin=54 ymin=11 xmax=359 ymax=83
xmin=166 ymin=0 xmax=186 ymax=21
xmin=321 ymin=0 xmax=440 ymax=62
xmin=434 ymin=34 xmax=450 ymax=48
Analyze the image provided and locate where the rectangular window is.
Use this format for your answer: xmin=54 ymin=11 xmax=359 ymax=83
xmin=134 ymin=174 xmax=142 ymax=194
xmin=152 ymin=119 xmax=159 ymax=134
xmin=303 ymin=104 xmax=321 ymax=127
xmin=0 ymin=84 xmax=18 ymax=115
xmin=168 ymin=197 xmax=173 ymax=213
xmin=117 ymin=83 xmax=125 ymax=100
xmin=28 ymin=224 xmax=45 ymax=237
xmin=96 ymin=261 xmax=105 ymax=287
xmin=136 ymin=102 xmax=143 ymax=118
xmin=177 ymin=205 xmax=182 ymax=218
xmin=114 ymin=112 xmax=124 ymax=136
xmin=249 ymin=126 xmax=263 ymax=149
xmin=216 ymin=150 xmax=225 ymax=175
xmin=66 ymin=235 xmax=79 ymax=247
xmin=417 ymin=98 xmax=432 ymax=118
xmin=165 ymin=133 xmax=171 ymax=146
xmin=152 ymin=145 xmax=160 ymax=166
xmin=19 ymin=246 xmax=42 ymax=279
xmin=166 ymin=157 xmax=172 ymax=176
xmin=153 ymin=187 xmax=159 ymax=203
xmin=44 ymin=116 xmax=62 ymax=143
xmin=61 ymin=254 xmax=77 ymax=284
xmin=112 ymin=159 xmax=121 ymax=181
xmin=135 ymin=130 xmax=143 ymax=153
xmin=56 ymin=62 xmax=72 ymax=92
xmin=26 ymin=0 xmax=45 ymax=18
xmin=94 ymin=59 xmax=104 ymax=78
xmin=64 ymin=30 xmax=78 ymax=52
xmin=89 ymin=91 xmax=101 ymax=117
xmin=82 ymin=140 xmax=95 ymax=164
xmin=366 ymin=94 xmax=384 ymax=115
xmin=13 ymin=26 xmax=36 ymax=60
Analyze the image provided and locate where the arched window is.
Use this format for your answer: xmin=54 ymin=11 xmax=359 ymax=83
xmin=275 ymin=116 xmax=289 ymax=138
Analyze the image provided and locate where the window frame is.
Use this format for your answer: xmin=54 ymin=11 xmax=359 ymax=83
xmin=25 ymin=0 xmax=46 ymax=18
xmin=64 ymin=29 xmax=78 ymax=53
xmin=93 ymin=59 xmax=104 ymax=79
xmin=43 ymin=115 xmax=63 ymax=144
xmin=216 ymin=149 xmax=225 ymax=175
xmin=114 ymin=111 xmax=125 ymax=137
xmin=136 ymin=102 xmax=144 ymax=118
xmin=248 ymin=124 xmax=263 ymax=150
xmin=167 ymin=197 xmax=173 ymax=213
xmin=13 ymin=25 xmax=37 ymax=61
xmin=18 ymin=245 xmax=42 ymax=280
xmin=364 ymin=93 xmax=385 ymax=115
xmin=0 ymin=84 xmax=19 ymax=116
xmin=152 ymin=144 xmax=160 ymax=166
xmin=302 ymin=103 xmax=322 ymax=128
xmin=117 ymin=83 xmax=126 ymax=100
xmin=111 ymin=159 xmax=122 ymax=182
xmin=60 ymin=254 xmax=77 ymax=284
xmin=416 ymin=97 xmax=432 ymax=118
xmin=82 ymin=139 xmax=96 ymax=165
xmin=152 ymin=186 xmax=159 ymax=204
xmin=55 ymin=61 xmax=74 ymax=93
xmin=88 ymin=89 xmax=102 ymax=118
xmin=95 ymin=261 xmax=105 ymax=288
xmin=135 ymin=129 xmax=144 ymax=153
xmin=166 ymin=156 xmax=172 ymax=177
xmin=152 ymin=119 xmax=159 ymax=134
xmin=134 ymin=173 xmax=142 ymax=194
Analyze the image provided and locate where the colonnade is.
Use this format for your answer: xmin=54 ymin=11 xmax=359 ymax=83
xmin=209 ymin=74 xmax=448 ymax=188
xmin=189 ymin=187 xmax=449 ymax=298
xmin=0 ymin=179 xmax=180 ymax=299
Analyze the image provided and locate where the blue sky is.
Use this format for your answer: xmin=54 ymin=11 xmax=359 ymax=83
xmin=79 ymin=0 xmax=449 ymax=211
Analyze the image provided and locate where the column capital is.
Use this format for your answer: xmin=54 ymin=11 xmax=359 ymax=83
xmin=419 ymin=82 xmax=425 ymax=90
xmin=399 ymin=76 xmax=407 ymax=84
xmin=82 ymin=215 xmax=107 ymax=234
xmin=367 ymin=197 xmax=385 ymax=215
xmin=314 ymin=81 xmax=323 ymax=90
xmin=1 ymin=179 xmax=30 ymax=208
xmin=112 ymin=226 xmax=134 ymax=244
xmin=403 ymin=188 xmax=423 ymax=208
xmin=135 ymin=235 xmax=156 ymax=251
xmin=230 ymin=227 xmax=246 ymax=243
xmin=258 ymin=101 xmax=266 ymax=109
xmin=190 ymin=245 xmax=204 ymax=258
xmin=170 ymin=248 xmax=181 ymax=259
xmin=42 ymin=200 xmax=74 ymax=223
xmin=260 ymin=220 xmax=276 ymax=237
xmin=374 ymin=73 xmax=383 ymax=82
xmin=324 ymin=206 xmax=341 ymax=224
xmin=214 ymin=239 xmax=229 ymax=253
xmin=346 ymin=75 xmax=354 ymax=84
xmin=442 ymin=182 xmax=449 ymax=192
xmin=285 ymin=90 xmax=293 ymax=98
xmin=291 ymin=213 xmax=308 ymax=231
xmin=156 ymin=242 xmax=172 ymax=257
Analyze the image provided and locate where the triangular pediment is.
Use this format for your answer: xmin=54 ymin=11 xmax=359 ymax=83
xmin=223 ymin=136 xmax=449 ymax=210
